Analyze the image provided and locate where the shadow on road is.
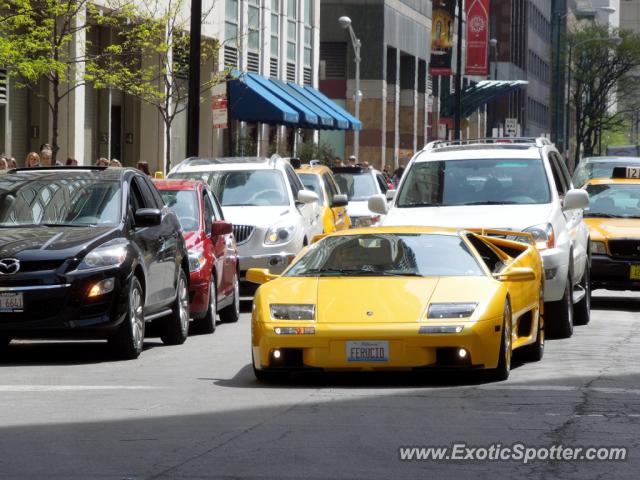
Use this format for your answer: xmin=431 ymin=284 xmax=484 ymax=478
xmin=591 ymin=292 xmax=640 ymax=312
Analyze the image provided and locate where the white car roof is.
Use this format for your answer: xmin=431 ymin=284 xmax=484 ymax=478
xmin=174 ymin=162 xmax=277 ymax=173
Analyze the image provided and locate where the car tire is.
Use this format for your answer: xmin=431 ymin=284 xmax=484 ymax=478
xmin=487 ymin=299 xmax=512 ymax=382
xmin=193 ymin=278 xmax=216 ymax=334
xmin=160 ymin=269 xmax=190 ymax=345
xmin=109 ymin=277 xmax=145 ymax=360
xmin=574 ymin=257 xmax=591 ymax=326
xmin=219 ymin=273 xmax=240 ymax=323
xmin=519 ymin=290 xmax=545 ymax=362
xmin=0 ymin=335 xmax=11 ymax=354
xmin=546 ymin=272 xmax=574 ymax=339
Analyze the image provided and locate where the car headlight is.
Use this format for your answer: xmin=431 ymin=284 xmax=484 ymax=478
xmin=591 ymin=240 xmax=607 ymax=255
xmin=265 ymin=223 xmax=296 ymax=245
xmin=427 ymin=303 xmax=477 ymax=319
xmin=78 ymin=243 xmax=127 ymax=270
xmin=188 ymin=249 xmax=207 ymax=272
xmin=524 ymin=223 xmax=555 ymax=250
xmin=270 ymin=304 xmax=316 ymax=320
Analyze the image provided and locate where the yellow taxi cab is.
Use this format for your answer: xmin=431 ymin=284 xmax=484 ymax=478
xmin=583 ymin=166 xmax=640 ymax=291
xmin=295 ymin=164 xmax=351 ymax=233
xmin=247 ymin=226 xmax=544 ymax=382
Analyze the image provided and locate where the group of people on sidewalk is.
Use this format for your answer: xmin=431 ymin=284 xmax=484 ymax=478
xmin=0 ymin=145 xmax=152 ymax=176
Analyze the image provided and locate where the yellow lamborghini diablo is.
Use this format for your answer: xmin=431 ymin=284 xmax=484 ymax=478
xmin=247 ymin=227 xmax=544 ymax=382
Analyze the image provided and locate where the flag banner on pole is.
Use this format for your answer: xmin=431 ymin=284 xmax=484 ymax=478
xmin=430 ymin=0 xmax=456 ymax=76
xmin=465 ymin=0 xmax=489 ymax=75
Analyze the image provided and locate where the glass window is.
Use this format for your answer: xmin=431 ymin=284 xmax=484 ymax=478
xmin=299 ymin=173 xmax=325 ymax=206
xmin=585 ymin=183 xmax=640 ymax=219
xmin=225 ymin=0 xmax=238 ymax=21
xmin=248 ymin=5 xmax=260 ymax=51
xmin=287 ymin=42 xmax=296 ymax=62
xmin=225 ymin=22 xmax=238 ymax=43
xmin=573 ymin=161 xmax=640 ymax=188
xmin=304 ymin=0 xmax=313 ymax=25
xmin=322 ymin=173 xmax=339 ymax=202
xmin=333 ymin=171 xmax=378 ymax=201
xmin=134 ymin=176 xmax=157 ymax=209
xmin=203 ymin=193 xmax=214 ymax=235
xmin=271 ymin=0 xmax=279 ymax=12
xmin=548 ymin=155 xmax=568 ymax=196
xmin=287 ymin=0 xmax=296 ymax=18
xmin=285 ymin=233 xmax=484 ymax=277
xmin=396 ymin=158 xmax=551 ymax=207
xmin=159 ymin=189 xmax=200 ymax=232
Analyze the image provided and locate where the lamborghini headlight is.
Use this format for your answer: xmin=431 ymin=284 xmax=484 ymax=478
xmin=270 ymin=304 xmax=316 ymax=320
xmin=590 ymin=240 xmax=607 ymax=255
xmin=427 ymin=303 xmax=477 ymax=319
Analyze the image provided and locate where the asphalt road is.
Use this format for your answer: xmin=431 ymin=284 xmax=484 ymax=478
xmin=1 ymin=291 xmax=639 ymax=479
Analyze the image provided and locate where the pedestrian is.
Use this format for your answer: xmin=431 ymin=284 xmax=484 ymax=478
xmin=95 ymin=157 xmax=110 ymax=167
xmin=40 ymin=147 xmax=53 ymax=166
xmin=136 ymin=161 xmax=151 ymax=176
xmin=109 ymin=158 xmax=122 ymax=167
xmin=391 ymin=161 xmax=406 ymax=187
xmin=8 ymin=157 xmax=17 ymax=169
xmin=0 ymin=157 xmax=7 ymax=170
xmin=348 ymin=155 xmax=357 ymax=166
xmin=362 ymin=161 xmax=370 ymax=169
xmin=26 ymin=152 xmax=40 ymax=168
xmin=333 ymin=156 xmax=343 ymax=167
xmin=66 ymin=157 xmax=78 ymax=166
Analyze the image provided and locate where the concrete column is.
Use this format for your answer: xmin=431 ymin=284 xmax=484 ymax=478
xmin=394 ymin=51 xmax=400 ymax=167
xmin=138 ymin=53 xmax=164 ymax=172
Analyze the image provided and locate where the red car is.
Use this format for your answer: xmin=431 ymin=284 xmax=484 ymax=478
xmin=155 ymin=179 xmax=240 ymax=333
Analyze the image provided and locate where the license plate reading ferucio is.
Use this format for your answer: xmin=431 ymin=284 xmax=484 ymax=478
xmin=346 ymin=341 xmax=389 ymax=362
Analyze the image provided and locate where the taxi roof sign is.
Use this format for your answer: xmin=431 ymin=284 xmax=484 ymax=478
xmin=612 ymin=166 xmax=640 ymax=179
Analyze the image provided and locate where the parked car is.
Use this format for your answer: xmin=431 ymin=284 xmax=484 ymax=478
xmin=331 ymin=166 xmax=390 ymax=227
xmin=369 ymin=137 xmax=590 ymax=338
xmin=154 ymin=179 xmax=240 ymax=333
xmin=572 ymin=156 xmax=640 ymax=187
xmin=168 ymin=156 xmax=321 ymax=295
xmin=295 ymin=164 xmax=351 ymax=233
xmin=0 ymin=166 xmax=190 ymax=359
xmin=247 ymin=226 xmax=544 ymax=381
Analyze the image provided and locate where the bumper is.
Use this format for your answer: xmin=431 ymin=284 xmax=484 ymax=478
xmin=0 ymin=268 xmax=130 ymax=339
xmin=252 ymin=319 xmax=503 ymax=371
xmin=539 ymin=247 xmax=570 ymax=302
xmin=591 ymin=254 xmax=640 ymax=291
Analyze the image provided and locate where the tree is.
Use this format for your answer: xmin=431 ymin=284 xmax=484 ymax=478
xmin=568 ymin=24 xmax=640 ymax=165
xmin=0 ymin=0 xmax=131 ymax=162
xmin=89 ymin=0 xmax=223 ymax=173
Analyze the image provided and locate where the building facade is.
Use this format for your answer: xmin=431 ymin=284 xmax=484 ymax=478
xmin=319 ymin=0 xmax=433 ymax=168
xmin=0 ymin=0 xmax=320 ymax=171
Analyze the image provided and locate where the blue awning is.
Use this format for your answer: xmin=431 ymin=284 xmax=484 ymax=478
xmin=269 ymin=79 xmax=335 ymax=129
xmin=228 ymin=73 xmax=299 ymax=125
xmin=247 ymin=73 xmax=320 ymax=127
xmin=303 ymin=87 xmax=363 ymax=131
xmin=287 ymin=83 xmax=350 ymax=130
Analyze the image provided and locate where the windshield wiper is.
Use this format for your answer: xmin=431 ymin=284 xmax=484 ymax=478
xmin=399 ymin=202 xmax=443 ymax=208
xmin=584 ymin=213 xmax=619 ymax=218
xmin=457 ymin=201 xmax=520 ymax=206
xmin=40 ymin=222 xmax=97 ymax=227
xmin=300 ymin=268 xmax=423 ymax=277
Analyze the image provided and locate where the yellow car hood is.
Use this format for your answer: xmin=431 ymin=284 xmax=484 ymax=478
xmin=259 ymin=276 xmax=499 ymax=324
xmin=584 ymin=218 xmax=640 ymax=240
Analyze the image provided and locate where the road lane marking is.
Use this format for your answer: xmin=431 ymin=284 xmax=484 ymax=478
xmin=0 ymin=385 xmax=162 ymax=392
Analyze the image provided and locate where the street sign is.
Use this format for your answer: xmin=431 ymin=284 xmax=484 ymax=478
xmin=211 ymin=82 xmax=228 ymax=129
xmin=505 ymin=118 xmax=517 ymax=137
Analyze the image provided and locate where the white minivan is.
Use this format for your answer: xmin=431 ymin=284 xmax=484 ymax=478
xmin=369 ymin=138 xmax=590 ymax=338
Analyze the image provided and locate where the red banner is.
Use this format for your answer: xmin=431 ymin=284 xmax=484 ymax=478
xmin=465 ymin=0 xmax=489 ymax=76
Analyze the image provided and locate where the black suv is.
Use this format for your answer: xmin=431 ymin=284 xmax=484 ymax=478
xmin=0 ymin=167 xmax=190 ymax=359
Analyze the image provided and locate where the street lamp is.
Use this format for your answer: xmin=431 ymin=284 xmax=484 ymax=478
xmin=338 ymin=16 xmax=362 ymax=160
xmin=565 ymin=35 xmax=623 ymax=159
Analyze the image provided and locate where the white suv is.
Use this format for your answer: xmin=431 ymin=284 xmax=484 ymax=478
xmin=169 ymin=156 xmax=322 ymax=295
xmin=368 ymin=138 xmax=590 ymax=338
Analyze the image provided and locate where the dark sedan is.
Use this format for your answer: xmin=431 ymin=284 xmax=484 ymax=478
xmin=0 ymin=167 xmax=190 ymax=359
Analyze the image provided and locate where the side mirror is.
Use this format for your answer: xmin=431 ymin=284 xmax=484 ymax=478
xmin=297 ymin=189 xmax=319 ymax=204
xmin=493 ymin=267 xmax=536 ymax=282
xmin=134 ymin=208 xmax=162 ymax=227
xmin=368 ymin=193 xmax=389 ymax=214
xmin=386 ymin=189 xmax=397 ymax=201
xmin=563 ymin=189 xmax=589 ymax=211
xmin=246 ymin=268 xmax=279 ymax=285
xmin=330 ymin=194 xmax=348 ymax=208
xmin=212 ymin=220 xmax=233 ymax=236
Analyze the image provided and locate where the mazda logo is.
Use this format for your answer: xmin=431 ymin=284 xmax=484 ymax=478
xmin=0 ymin=258 xmax=20 ymax=275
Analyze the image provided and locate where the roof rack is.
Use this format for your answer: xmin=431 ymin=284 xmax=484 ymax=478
xmin=174 ymin=156 xmax=281 ymax=170
xmin=424 ymin=137 xmax=553 ymax=150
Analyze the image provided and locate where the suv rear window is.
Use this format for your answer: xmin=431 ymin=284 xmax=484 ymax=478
xmin=396 ymin=158 xmax=551 ymax=207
